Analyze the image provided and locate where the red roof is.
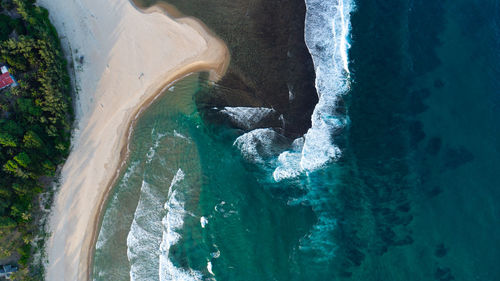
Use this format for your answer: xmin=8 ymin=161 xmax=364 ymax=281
xmin=0 ymin=72 xmax=14 ymax=89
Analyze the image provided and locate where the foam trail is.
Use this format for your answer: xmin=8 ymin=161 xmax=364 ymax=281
xmin=127 ymin=129 xmax=168 ymax=280
xmin=272 ymin=0 xmax=354 ymax=180
xmin=301 ymin=0 xmax=353 ymax=170
xmin=220 ymin=107 xmax=277 ymax=130
xmin=127 ymin=169 xmax=202 ymax=281
xmin=159 ymin=169 xmax=202 ymax=281
xmin=207 ymin=261 xmax=214 ymax=275
xmin=147 ymin=128 xmax=167 ymax=163
xmin=173 ymin=130 xmax=188 ymax=140
xmin=127 ymin=180 xmax=163 ymax=281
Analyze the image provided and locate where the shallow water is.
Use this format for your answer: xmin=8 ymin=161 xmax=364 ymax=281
xmin=93 ymin=0 xmax=500 ymax=280
xmin=92 ymin=73 xmax=321 ymax=280
xmin=93 ymin=74 xmax=204 ymax=280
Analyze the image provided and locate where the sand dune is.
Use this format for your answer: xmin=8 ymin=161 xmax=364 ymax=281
xmin=37 ymin=0 xmax=229 ymax=279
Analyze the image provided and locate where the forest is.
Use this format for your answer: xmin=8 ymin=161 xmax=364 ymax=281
xmin=0 ymin=0 xmax=72 ymax=279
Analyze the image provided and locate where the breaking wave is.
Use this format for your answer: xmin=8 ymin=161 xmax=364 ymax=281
xmin=279 ymin=0 xmax=353 ymax=178
xmin=127 ymin=169 xmax=201 ymax=281
xmin=218 ymin=106 xmax=282 ymax=131
xmin=159 ymin=169 xmax=202 ymax=281
xmin=127 ymin=180 xmax=164 ymax=281
xmin=229 ymin=0 xmax=354 ymax=264
xmin=234 ymin=128 xmax=290 ymax=164
xmin=304 ymin=0 xmax=353 ymax=166
xmin=233 ymin=0 xmax=354 ymax=182
xmin=220 ymin=107 xmax=277 ymax=130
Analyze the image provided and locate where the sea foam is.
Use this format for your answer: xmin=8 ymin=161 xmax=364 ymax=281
xmin=231 ymin=0 xmax=353 ymax=181
xmin=147 ymin=128 xmax=167 ymax=164
xmin=273 ymin=0 xmax=354 ymax=180
xmin=220 ymin=106 xmax=280 ymax=130
xmin=127 ymin=180 xmax=164 ymax=281
xmin=127 ymin=169 xmax=201 ymax=281
xmin=159 ymin=169 xmax=202 ymax=281
xmin=299 ymin=0 xmax=353 ymax=171
xmin=234 ymin=128 xmax=289 ymax=164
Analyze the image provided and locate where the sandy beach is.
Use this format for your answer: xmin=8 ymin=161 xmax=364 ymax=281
xmin=36 ymin=0 xmax=229 ymax=280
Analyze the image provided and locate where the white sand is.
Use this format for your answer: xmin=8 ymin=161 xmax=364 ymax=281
xmin=37 ymin=0 xmax=229 ymax=280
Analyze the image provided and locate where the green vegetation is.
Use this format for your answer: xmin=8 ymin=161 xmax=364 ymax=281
xmin=0 ymin=0 xmax=73 ymax=279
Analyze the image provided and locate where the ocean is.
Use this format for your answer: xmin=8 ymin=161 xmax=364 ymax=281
xmin=93 ymin=0 xmax=500 ymax=280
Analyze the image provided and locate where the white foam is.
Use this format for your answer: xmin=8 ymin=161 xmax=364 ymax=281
xmin=214 ymin=201 xmax=226 ymax=213
xmin=234 ymin=128 xmax=289 ymax=164
xmin=207 ymin=261 xmax=214 ymax=275
xmin=159 ymin=191 xmax=202 ymax=281
xmin=269 ymin=0 xmax=354 ymax=180
xmin=287 ymin=84 xmax=295 ymax=101
xmin=233 ymin=128 xmax=278 ymax=163
xmin=173 ymin=130 xmax=188 ymax=140
xmin=168 ymin=169 xmax=185 ymax=193
xmin=291 ymin=137 xmax=305 ymax=151
xmin=200 ymin=216 xmax=208 ymax=228
xmin=220 ymin=107 xmax=276 ymax=130
xmin=300 ymin=0 xmax=353 ymax=170
xmin=159 ymin=169 xmax=202 ymax=281
xmin=126 ymin=169 xmax=202 ymax=281
xmin=127 ymin=180 xmax=164 ymax=281
xmin=211 ymin=249 xmax=220 ymax=259
xmin=147 ymin=128 xmax=167 ymax=163
xmin=273 ymin=151 xmax=303 ymax=181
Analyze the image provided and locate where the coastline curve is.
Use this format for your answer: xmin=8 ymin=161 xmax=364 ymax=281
xmin=37 ymin=0 xmax=229 ymax=280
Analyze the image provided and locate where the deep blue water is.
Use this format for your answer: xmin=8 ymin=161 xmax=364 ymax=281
xmin=333 ymin=0 xmax=500 ymax=279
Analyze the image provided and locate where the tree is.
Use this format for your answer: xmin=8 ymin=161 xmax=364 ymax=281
xmin=0 ymin=133 xmax=18 ymax=147
xmin=14 ymin=152 xmax=31 ymax=168
xmin=22 ymin=131 xmax=43 ymax=148
xmin=0 ymin=1 xmax=73 ymax=278
xmin=0 ymin=14 xmax=12 ymax=41
xmin=0 ymin=216 xmax=16 ymax=228
xmin=17 ymin=98 xmax=42 ymax=117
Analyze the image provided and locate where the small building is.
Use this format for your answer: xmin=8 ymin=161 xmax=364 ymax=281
xmin=0 ymin=65 xmax=16 ymax=90
xmin=0 ymin=264 xmax=18 ymax=279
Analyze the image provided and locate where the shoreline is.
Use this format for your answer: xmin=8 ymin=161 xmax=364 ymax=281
xmin=37 ymin=0 xmax=229 ymax=279
xmin=86 ymin=69 xmax=219 ymax=281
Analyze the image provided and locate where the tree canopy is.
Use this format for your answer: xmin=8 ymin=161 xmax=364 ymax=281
xmin=0 ymin=0 xmax=73 ymax=279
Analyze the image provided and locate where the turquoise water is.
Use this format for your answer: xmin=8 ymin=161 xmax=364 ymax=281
xmin=93 ymin=0 xmax=500 ymax=280
xmin=92 ymin=74 xmax=320 ymax=280
xmin=93 ymin=73 xmax=204 ymax=280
